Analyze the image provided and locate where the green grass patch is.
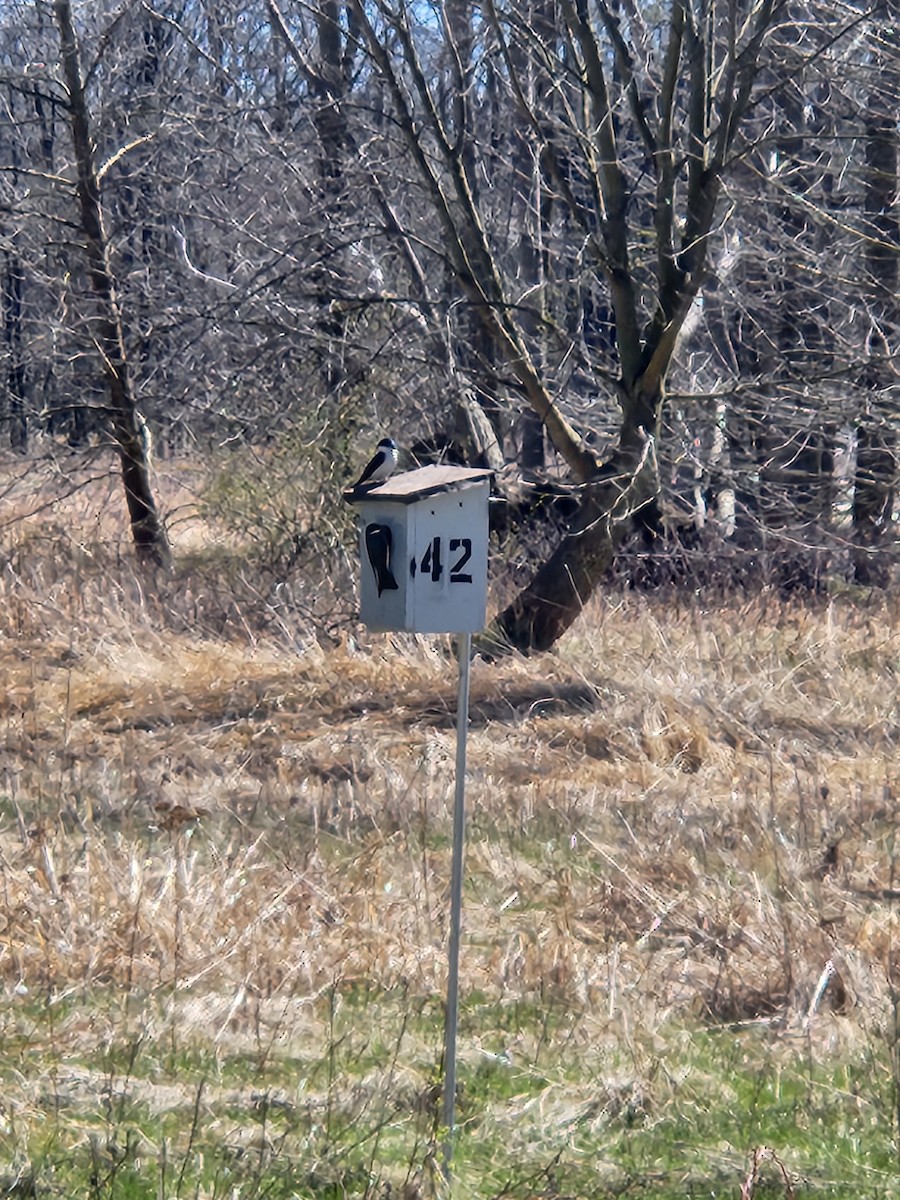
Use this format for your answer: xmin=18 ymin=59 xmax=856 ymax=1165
xmin=3 ymin=985 xmax=896 ymax=1198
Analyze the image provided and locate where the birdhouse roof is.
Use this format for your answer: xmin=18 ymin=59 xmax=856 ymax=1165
xmin=344 ymin=464 xmax=493 ymax=505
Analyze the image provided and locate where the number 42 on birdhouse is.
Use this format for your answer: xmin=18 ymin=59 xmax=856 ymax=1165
xmin=413 ymin=535 xmax=473 ymax=584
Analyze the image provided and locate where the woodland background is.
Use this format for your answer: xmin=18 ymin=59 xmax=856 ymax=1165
xmin=0 ymin=0 xmax=897 ymax=639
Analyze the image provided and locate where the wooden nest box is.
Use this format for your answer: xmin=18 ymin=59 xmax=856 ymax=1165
xmin=344 ymin=465 xmax=492 ymax=633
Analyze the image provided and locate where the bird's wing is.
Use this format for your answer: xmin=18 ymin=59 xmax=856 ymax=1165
xmin=354 ymin=453 xmax=380 ymax=487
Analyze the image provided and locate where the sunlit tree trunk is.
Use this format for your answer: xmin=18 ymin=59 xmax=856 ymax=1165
xmin=53 ymin=0 xmax=170 ymax=570
xmin=508 ymin=0 xmax=556 ymax=472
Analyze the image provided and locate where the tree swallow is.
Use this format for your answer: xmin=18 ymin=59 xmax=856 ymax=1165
xmin=352 ymin=437 xmax=398 ymax=489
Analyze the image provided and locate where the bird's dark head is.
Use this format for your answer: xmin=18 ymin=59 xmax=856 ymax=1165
xmin=378 ymin=437 xmax=398 ymax=450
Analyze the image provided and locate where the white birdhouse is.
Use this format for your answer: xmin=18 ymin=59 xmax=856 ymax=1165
xmin=344 ymin=465 xmax=492 ymax=633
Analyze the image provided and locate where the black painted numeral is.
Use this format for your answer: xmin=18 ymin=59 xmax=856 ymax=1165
xmin=420 ymin=536 xmax=443 ymax=581
xmin=449 ymin=538 xmax=473 ymax=583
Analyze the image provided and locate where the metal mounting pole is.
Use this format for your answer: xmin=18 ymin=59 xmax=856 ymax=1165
xmin=442 ymin=630 xmax=472 ymax=1183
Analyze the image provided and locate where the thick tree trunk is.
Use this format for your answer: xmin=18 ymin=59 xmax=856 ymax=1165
xmin=54 ymin=0 xmax=170 ymax=570
xmin=489 ymin=482 xmax=623 ymax=654
xmin=485 ymin=387 xmax=660 ymax=655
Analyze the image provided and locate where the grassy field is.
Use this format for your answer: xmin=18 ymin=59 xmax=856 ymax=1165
xmin=1 ymin=453 xmax=900 ymax=1198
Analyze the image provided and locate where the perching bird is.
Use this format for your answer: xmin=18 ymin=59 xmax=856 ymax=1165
xmin=352 ymin=437 xmax=398 ymax=488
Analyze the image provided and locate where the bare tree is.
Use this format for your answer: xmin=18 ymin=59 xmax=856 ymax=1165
xmin=349 ymin=0 xmax=793 ymax=651
xmin=52 ymin=0 xmax=169 ymax=569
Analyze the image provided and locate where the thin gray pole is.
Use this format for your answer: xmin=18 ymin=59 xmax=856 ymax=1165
xmin=442 ymin=630 xmax=472 ymax=1181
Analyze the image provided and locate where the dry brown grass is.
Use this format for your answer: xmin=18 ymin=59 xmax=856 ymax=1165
xmin=0 ymin=451 xmax=898 ymax=1196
